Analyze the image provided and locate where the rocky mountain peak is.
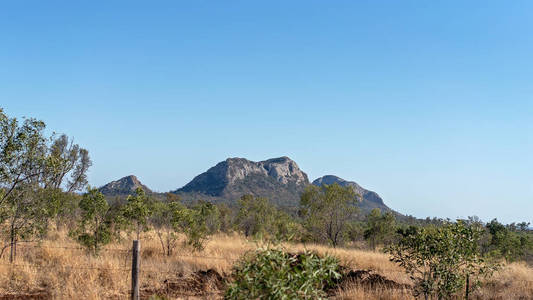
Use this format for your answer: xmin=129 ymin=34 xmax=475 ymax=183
xmin=313 ymin=175 xmax=351 ymax=187
xmin=98 ymin=175 xmax=152 ymax=196
xmin=176 ymin=156 xmax=309 ymax=205
xmin=207 ymin=156 xmax=308 ymax=187
xmin=313 ymin=175 xmax=390 ymax=213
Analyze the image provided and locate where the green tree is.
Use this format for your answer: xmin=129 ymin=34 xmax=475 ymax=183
xmin=364 ymin=208 xmax=396 ymax=250
xmin=386 ymin=221 xmax=497 ymax=300
xmin=485 ymin=219 xmax=532 ymax=262
xmin=235 ymin=195 xmax=274 ymax=238
xmin=215 ymin=202 xmax=234 ymax=233
xmin=299 ymin=183 xmax=359 ymax=247
xmin=235 ymin=195 xmax=298 ymax=242
xmin=122 ymin=187 xmax=152 ymax=240
xmin=70 ymin=187 xmax=112 ymax=255
xmin=150 ymin=193 xmax=184 ymax=256
xmin=0 ymin=108 xmax=91 ymax=261
xmin=172 ymin=202 xmax=219 ymax=251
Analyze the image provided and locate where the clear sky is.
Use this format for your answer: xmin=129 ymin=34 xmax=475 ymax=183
xmin=1 ymin=1 xmax=532 ymax=224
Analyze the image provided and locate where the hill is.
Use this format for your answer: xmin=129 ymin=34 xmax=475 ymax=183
xmin=98 ymin=158 xmax=397 ymax=215
xmin=98 ymin=175 xmax=152 ymax=196
xmin=174 ymin=156 xmax=309 ymax=206
xmin=312 ymin=175 xmax=392 ymax=214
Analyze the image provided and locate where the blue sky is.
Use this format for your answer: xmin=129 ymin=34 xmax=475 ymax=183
xmin=1 ymin=1 xmax=532 ymax=223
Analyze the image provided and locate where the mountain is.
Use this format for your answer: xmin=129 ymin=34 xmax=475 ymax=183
xmin=175 ymin=156 xmax=309 ymax=206
xmin=98 ymin=175 xmax=152 ymax=196
xmin=312 ymin=175 xmax=391 ymax=213
xmin=98 ymin=159 xmax=398 ymax=216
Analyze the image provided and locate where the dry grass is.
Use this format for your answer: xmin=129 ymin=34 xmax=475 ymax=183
xmin=0 ymin=229 xmax=531 ymax=299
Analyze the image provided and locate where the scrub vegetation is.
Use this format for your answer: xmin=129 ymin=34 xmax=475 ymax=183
xmin=1 ymin=107 xmax=532 ymax=299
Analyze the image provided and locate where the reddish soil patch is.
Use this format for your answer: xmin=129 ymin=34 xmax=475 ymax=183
xmin=0 ymin=292 xmax=50 ymax=300
xmin=337 ymin=269 xmax=411 ymax=290
xmin=142 ymin=269 xmax=226 ymax=299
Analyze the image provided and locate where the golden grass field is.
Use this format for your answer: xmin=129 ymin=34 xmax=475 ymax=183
xmin=0 ymin=228 xmax=531 ymax=299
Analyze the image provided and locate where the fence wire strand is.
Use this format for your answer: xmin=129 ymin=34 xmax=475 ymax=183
xmin=0 ymin=245 xmax=531 ymax=284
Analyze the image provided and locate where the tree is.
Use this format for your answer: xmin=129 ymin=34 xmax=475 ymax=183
xmin=299 ymin=183 xmax=359 ymax=247
xmin=172 ymin=201 xmax=219 ymax=251
xmin=235 ymin=195 xmax=277 ymax=238
xmin=215 ymin=202 xmax=234 ymax=233
xmin=485 ymin=219 xmax=532 ymax=262
xmin=150 ymin=193 xmax=183 ymax=256
xmin=386 ymin=221 xmax=497 ymax=300
xmin=364 ymin=208 xmax=396 ymax=250
xmin=0 ymin=108 xmax=91 ymax=261
xmin=235 ymin=195 xmax=298 ymax=242
xmin=70 ymin=187 xmax=112 ymax=255
xmin=122 ymin=187 xmax=152 ymax=240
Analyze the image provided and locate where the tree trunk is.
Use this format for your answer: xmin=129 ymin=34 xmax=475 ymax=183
xmin=157 ymin=231 xmax=166 ymax=256
xmin=166 ymin=234 xmax=171 ymax=256
xmin=94 ymin=230 xmax=98 ymax=255
xmin=9 ymin=222 xmax=15 ymax=263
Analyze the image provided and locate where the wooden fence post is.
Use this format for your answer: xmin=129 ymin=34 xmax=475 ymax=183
xmin=465 ymin=273 xmax=470 ymax=300
xmin=131 ymin=240 xmax=140 ymax=300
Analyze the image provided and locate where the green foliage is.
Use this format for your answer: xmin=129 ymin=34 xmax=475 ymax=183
xmin=364 ymin=208 xmax=396 ymax=250
xmin=299 ymin=183 xmax=359 ymax=247
xmin=235 ymin=195 xmax=300 ymax=242
xmin=386 ymin=221 xmax=498 ymax=299
xmin=215 ymin=202 xmax=234 ymax=233
xmin=225 ymin=248 xmax=341 ymax=300
xmin=485 ymin=219 xmax=533 ymax=262
xmin=0 ymin=108 xmax=91 ymax=261
xmin=122 ymin=187 xmax=153 ymax=240
xmin=150 ymin=193 xmax=184 ymax=256
xmin=172 ymin=201 xmax=219 ymax=251
xmin=70 ymin=187 xmax=111 ymax=255
xmin=345 ymin=221 xmax=365 ymax=242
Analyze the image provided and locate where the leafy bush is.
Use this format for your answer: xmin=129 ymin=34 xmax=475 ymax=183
xmin=235 ymin=195 xmax=300 ymax=242
xmin=299 ymin=183 xmax=359 ymax=247
xmin=172 ymin=201 xmax=219 ymax=251
xmin=485 ymin=219 xmax=533 ymax=262
xmin=69 ymin=187 xmax=112 ymax=255
xmin=364 ymin=208 xmax=397 ymax=250
xmin=386 ymin=221 xmax=498 ymax=299
xmin=122 ymin=187 xmax=153 ymax=240
xmin=225 ymin=248 xmax=341 ymax=300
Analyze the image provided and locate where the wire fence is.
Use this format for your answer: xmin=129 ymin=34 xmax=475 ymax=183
xmin=0 ymin=242 xmax=236 ymax=275
xmin=0 ymin=242 xmax=531 ymax=297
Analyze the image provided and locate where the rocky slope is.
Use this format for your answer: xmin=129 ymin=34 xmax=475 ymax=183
xmin=98 ymin=175 xmax=152 ymax=196
xmin=97 ymin=158 xmax=397 ymax=215
xmin=312 ymin=175 xmax=391 ymax=213
xmin=175 ymin=156 xmax=309 ymax=206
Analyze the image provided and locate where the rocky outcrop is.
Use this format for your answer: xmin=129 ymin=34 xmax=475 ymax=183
xmin=176 ymin=157 xmax=309 ymax=206
xmin=312 ymin=175 xmax=391 ymax=213
xmin=98 ymin=175 xmax=151 ymax=196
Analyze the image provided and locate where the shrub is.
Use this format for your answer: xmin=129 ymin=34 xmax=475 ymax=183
xmin=172 ymin=202 xmax=219 ymax=251
xmin=299 ymin=183 xmax=359 ymax=247
xmin=386 ymin=221 xmax=498 ymax=299
xmin=69 ymin=187 xmax=112 ymax=255
xmin=225 ymin=248 xmax=341 ymax=300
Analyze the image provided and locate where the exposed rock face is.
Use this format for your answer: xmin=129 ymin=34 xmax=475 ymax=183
xmin=312 ymin=175 xmax=391 ymax=213
xmin=176 ymin=157 xmax=309 ymax=206
xmin=99 ymin=175 xmax=152 ymax=196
